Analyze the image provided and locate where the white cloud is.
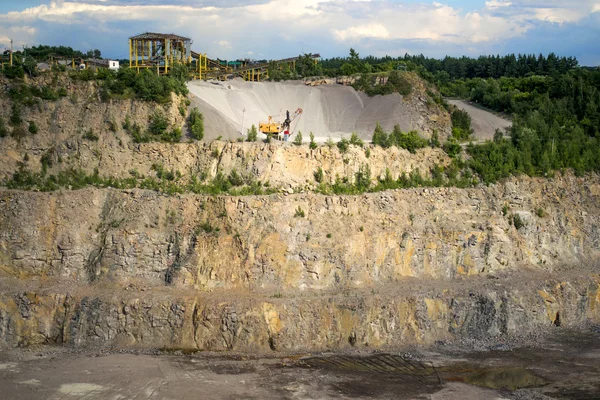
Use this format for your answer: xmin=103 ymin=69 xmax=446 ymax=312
xmin=332 ymin=24 xmax=390 ymax=41
xmin=0 ymin=0 xmax=597 ymax=59
xmin=485 ymin=0 xmax=512 ymax=9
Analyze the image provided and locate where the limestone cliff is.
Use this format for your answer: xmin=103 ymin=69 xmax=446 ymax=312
xmin=1 ymin=174 xmax=599 ymax=351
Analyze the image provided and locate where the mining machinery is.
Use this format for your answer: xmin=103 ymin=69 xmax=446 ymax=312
xmin=259 ymin=108 xmax=303 ymax=139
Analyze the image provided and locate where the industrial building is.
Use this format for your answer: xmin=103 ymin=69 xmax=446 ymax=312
xmin=128 ymin=32 xmax=319 ymax=82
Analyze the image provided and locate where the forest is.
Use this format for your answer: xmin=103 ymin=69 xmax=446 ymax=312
xmin=319 ymin=49 xmax=600 ymax=183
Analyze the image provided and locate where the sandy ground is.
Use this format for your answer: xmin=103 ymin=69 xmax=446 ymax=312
xmin=447 ymin=99 xmax=512 ymax=141
xmin=187 ymin=80 xmax=422 ymax=142
xmin=1 ymin=329 xmax=599 ymax=399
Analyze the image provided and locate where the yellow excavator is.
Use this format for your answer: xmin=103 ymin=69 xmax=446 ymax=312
xmin=259 ymin=108 xmax=303 ymax=139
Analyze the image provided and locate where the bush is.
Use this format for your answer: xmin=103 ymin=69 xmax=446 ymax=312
xmin=430 ymin=130 xmax=440 ymax=148
xmin=0 ymin=117 xmax=8 ymax=138
xmin=294 ymin=206 xmax=305 ymax=218
xmin=337 ymin=138 xmax=350 ymax=153
xmin=149 ymin=111 xmax=169 ymax=136
xmin=451 ymin=109 xmax=473 ymax=141
xmin=350 ymin=132 xmax=364 ymax=147
xmin=354 ymin=163 xmax=371 ymax=191
xmin=293 ymin=131 xmax=303 ymax=146
xmin=314 ymin=167 xmax=324 ymax=183
xmin=108 ymin=119 xmax=118 ymax=132
xmin=10 ymin=103 xmax=22 ymax=126
xmin=247 ymin=124 xmax=258 ymax=142
xmin=163 ymin=128 xmax=182 ymax=143
xmin=443 ymin=139 xmax=462 ymax=158
xmin=28 ymin=121 xmax=39 ymax=134
xmin=2 ymin=66 xmax=25 ymax=79
xmin=227 ymin=169 xmax=245 ymax=186
xmin=536 ymin=208 xmax=546 ymax=218
xmin=371 ymin=122 xmax=388 ymax=147
xmin=189 ymin=107 xmax=204 ymax=140
xmin=388 ymin=126 xmax=428 ymax=153
xmin=82 ymin=128 xmax=99 ymax=141
xmin=512 ymin=214 xmax=526 ymax=230
xmin=309 ymin=132 xmax=317 ymax=149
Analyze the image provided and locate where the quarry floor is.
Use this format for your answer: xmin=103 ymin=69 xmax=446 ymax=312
xmin=1 ymin=329 xmax=598 ymax=400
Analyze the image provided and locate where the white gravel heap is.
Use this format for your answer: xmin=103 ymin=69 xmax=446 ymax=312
xmin=187 ymin=79 xmax=420 ymax=142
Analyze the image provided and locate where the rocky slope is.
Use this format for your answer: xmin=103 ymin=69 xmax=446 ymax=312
xmin=0 ymin=174 xmax=599 ymax=351
xmin=0 ymin=72 xmax=599 ymax=354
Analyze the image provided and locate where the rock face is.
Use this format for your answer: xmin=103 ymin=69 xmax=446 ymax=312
xmin=1 ymin=74 xmax=599 ymax=354
xmin=1 ymin=174 xmax=599 ymax=351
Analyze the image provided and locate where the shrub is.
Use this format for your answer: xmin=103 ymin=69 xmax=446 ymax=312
xmin=309 ymin=132 xmax=317 ymax=149
xmin=326 ymin=136 xmax=335 ymax=148
xmin=451 ymin=109 xmax=473 ymax=141
xmin=227 ymin=169 xmax=244 ymax=186
xmin=354 ymin=163 xmax=371 ymax=191
xmin=122 ymin=115 xmax=132 ymax=131
xmin=28 ymin=121 xmax=39 ymax=135
xmin=82 ymin=128 xmax=99 ymax=141
xmin=512 ymin=214 xmax=526 ymax=230
xmin=371 ymin=122 xmax=388 ymax=147
xmin=163 ymin=127 xmax=182 ymax=143
xmin=350 ymin=132 xmax=364 ymax=147
xmin=10 ymin=103 xmax=22 ymax=126
xmin=536 ymin=208 xmax=546 ymax=218
xmin=314 ymin=167 xmax=324 ymax=183
xmin=326 ymin=233 xmax=332 ymax=238
xmin=388 ymin=126 xmax=428 ymax=153
xmin=189 ymin=107 xmax=204 ymax=140
xmin=294 ymin=206 xmax=305 ymax=218
xmin=0 ymin=117 xmax=8 ymax=138
xmin=246 ymin=124 xmax=258 ymax=142
xmin=430 ymin=130 xmax=440 ymax=148
xmin=149 ymin=111 xmax=169 ymax=136
xmin=2 ymin=66 xmax=25 ymax=79
xmin=108 ymin=119 xmax=118 ymax=132
xmin=293 ymin=131 xmax=303 ymax=146
xmin=443 ymin=139 xmax=462 ymax=158
xmin=337 ymin=138 xmax=350 ymax=153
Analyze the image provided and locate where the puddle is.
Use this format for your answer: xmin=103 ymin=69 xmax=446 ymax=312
xmin=450 ymin=366 xmax=547 ymax=391
xmin=58 ymin=383 xmax=106 ymax=396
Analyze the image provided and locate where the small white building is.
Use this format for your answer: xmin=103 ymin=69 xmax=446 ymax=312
xmin=86 ymin=58 xmax=120 ymax=71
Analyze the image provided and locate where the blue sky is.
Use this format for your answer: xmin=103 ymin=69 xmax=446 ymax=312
xmin=0 ymin=0 xmax=599 ymax=65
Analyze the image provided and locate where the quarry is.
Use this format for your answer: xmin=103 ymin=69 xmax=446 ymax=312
xmin=0 ymin=50 xmax=599 ymax=399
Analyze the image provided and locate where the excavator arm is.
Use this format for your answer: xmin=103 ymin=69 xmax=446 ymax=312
xmin=282 ymin=108 xmax=303 ymax=131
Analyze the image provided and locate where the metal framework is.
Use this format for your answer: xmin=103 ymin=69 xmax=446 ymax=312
xmin=129 ymin=32 xmax=192 ymax=74
xmin=128 ymin=32 xmax=320 ymax=82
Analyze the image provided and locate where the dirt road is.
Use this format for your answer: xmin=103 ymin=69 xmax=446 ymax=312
xmin=447 ymin=99 xmax=512 ymax=141
xmin=1 ymin=330 xmax=599 ymax=399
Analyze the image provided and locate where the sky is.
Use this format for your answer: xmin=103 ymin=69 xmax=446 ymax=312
xmin=0 ymin=0 xmax=599 ymax=66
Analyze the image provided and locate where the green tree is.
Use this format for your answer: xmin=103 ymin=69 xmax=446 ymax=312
xmin=189 ymin=108 xmax=204 ymax=140
xmin=371 ymin=122 xmax=388 ymax=147
xmin=293 ymin=131 xmax=303 ymax=146
xmin=247 ymin=124 xmax=258 ymax=142
xmin=309 ymin=132 xmax=317 ymax=149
